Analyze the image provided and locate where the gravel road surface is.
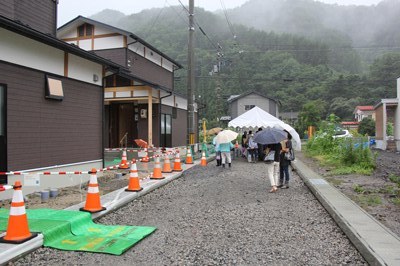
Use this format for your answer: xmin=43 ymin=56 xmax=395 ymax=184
xmin=14 ymin=159 xmax=366 ymax=265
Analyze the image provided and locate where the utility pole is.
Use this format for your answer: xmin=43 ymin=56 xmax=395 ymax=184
xmin=187 ymin=0 xmax=196 ymax=145
xmin=215 ymin=46 xmax=223 ymax=126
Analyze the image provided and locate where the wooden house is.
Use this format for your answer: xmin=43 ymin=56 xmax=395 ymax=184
xmin=0 ymin=0 xmax=124 ymax=189
xmin=57 ymin=16 xmax=195 ymax=149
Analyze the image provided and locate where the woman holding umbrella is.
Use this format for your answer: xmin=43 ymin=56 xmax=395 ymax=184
xmin=253 ymin=128 xmax=287 ymax=193
xmin=264 ymin=142 xmax=282 ymax=192
xmin=279 ymin=131 xmax=293 ymax=189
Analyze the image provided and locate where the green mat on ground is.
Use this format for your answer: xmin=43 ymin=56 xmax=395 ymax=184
xmin=0 ymin=208 xmax=156 ymax=255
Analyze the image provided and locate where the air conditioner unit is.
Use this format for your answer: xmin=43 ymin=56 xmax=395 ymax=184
xmin=140 ymin=109 xmax=147 ymax=118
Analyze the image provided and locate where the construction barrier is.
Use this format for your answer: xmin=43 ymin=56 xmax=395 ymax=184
xmin=79 ymin=168 xmax=106 ymax=213
xmin=125 ymin=160 xmax=143 ymax=192
xmin=185 ymin=146 xmax=194 ymax=164
xmin=0 ymin=181 xmax=38 ymax=244
xmin=200 ymin=151 xmax=207 ymax=166
xmin=150 ymin=156 xmax=164 ymax=180
xmin=162 ymin=154 xmax=173 ymax=173
xmin=173 ymin=151 xmax=183 ymax=172
xmin=118 ymin=149 xmax=129 ymax=169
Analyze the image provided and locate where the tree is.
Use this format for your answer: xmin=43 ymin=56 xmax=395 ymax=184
xmin=358 ymin=117 xmax=375 ymax=136
xmin=297 ymin=100 xmax=326 ymax=134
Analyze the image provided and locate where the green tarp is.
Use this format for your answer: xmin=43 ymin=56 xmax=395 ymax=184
xmin=0 ymin=208 xmax=156 ymax=255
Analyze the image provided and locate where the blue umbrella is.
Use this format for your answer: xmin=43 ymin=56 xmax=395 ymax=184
xmin=253 ymin=128 xmax=287 ymax=145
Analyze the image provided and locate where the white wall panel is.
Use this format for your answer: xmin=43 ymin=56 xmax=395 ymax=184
xmin=68 ymin=54 xmax=102 ymax=85
xmin=146 ymin=49 xmax=162 ymax=65
xmin=162 ymin=95 xmax=174 ymax=107
xmin=94 ymin=36 xmax=124 ymax=50
xmin=94 ymin=27 xmax=114 ymax=35
xmin=0 ymin=28 xmax=64 ymax=75
xmin=132 ymin=90 xmax=149 ymax=97
xmin=104 ymin=92 xmax=114 ymax=98
xmin=128 ymin=43 xmax=144 ymax=57
xmin=116 ymin=91 xmax=131 ymax=98
xmin=61 ymin=28 xmax=77 ymax=39
xmin=163 ymin=60 xmax=173 ymax=72
xmin=79 ymin=39 xmax=92 ymax=51
xmin=175 ymin=96 xmax=187 ymax=110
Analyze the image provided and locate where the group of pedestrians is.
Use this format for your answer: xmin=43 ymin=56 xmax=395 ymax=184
xmin=212 ymin=128 xmax=294 ymax=193
xmin=241 ymin=129 xmax=294 ymax=193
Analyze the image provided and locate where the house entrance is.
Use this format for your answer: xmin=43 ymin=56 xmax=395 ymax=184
xmin=107 ymin=103 xmax=137 ymax=148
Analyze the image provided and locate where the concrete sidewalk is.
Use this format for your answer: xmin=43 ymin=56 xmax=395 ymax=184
xmin=1 ymin=156 xmax=400 ymax=265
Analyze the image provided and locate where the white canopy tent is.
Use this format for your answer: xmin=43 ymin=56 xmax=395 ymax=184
xmin=228 ymin=106 xmax=301 ymax=151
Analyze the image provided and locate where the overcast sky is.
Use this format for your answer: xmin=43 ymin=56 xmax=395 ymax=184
xmin=58 ymin=0 xmax=385 ymax=26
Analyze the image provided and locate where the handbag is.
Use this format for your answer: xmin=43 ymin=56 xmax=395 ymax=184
xmin=284 ymin=149 xmax=295 ymax=161
xmin=264 ymin=150 xmax=275 ymax=163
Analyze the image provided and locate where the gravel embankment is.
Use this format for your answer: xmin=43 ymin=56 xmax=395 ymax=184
xmin=14 ymin=159 xmax=366 ymax=265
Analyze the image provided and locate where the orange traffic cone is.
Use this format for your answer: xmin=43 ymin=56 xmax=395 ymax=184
xmin=80 ymin=168 xmax=106 ymax=213
xmin=185 ymin=147 xmax=193 ymax=164
xmin=162 ymin=154 xmax=173 ymax=173
xmin=119 ymin=149 xmax=129 ymax=169
xmin=141 ymin=148 xmax=150 ymax=163
xmin=200 ymin=151 xmax=207 ymax=166
xmin=150 ymin=156 xmax=165 ymax=179
xmin=125 ymin=160 xmax=143 ymax=192
xmin=0 ymin=181 xmax=38 ymax=244
xmin=173 ymin=150 xmax=183 ymax=172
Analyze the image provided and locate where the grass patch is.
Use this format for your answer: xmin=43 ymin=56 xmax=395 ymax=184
xmin=391 ymin=197 xmax=400 ymax=206
xmin=389 ymin=174 xmax=400 ymax=186
xmin=379 ymin=185 xmax=398 ymax=195
xmin=353 ymin=184 xmax=366 ymax=194
xmin=355 ymin=194 xmax=382 ymax=207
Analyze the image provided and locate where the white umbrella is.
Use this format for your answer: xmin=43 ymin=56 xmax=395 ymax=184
xmin=273 ymin=123 xmax=301 ymax=151
xmin=215 ymin=130 xmax=238 ymax=144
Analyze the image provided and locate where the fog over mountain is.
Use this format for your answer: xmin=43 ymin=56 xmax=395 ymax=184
xmin=88 ymin=0 xmax=400 ymax=124
xmin=227 ymin=0 xmax=400 ymax=47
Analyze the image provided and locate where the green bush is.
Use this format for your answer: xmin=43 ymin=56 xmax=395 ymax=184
xmin=305 ymin=117 xmax=376 ymax=175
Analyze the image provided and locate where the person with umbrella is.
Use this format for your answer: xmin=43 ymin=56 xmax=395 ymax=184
xmin=279 ymin=131 xmax=293 ymax=189
xmin=214 ymin=130 xmax=238 ymax=168
xmin=253 ymin=128 xmax=287 ymax=192
xmin=219 ymin=141 xmax=234 ymax=168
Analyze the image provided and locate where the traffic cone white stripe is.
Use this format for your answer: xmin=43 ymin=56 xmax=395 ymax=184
xmin=10 ymin=206 xmax=26 ymax=216
xmin=88 ymin=186 xmax=99 ymax=193
xmin=89 ymin=175 xmax=97 ymax=183
xmin=12 ymin=190 xmax=23 ymax=202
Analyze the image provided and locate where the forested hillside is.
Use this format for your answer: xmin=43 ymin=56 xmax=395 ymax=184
xmin=89 ymin=0 xmax=400 ymax=131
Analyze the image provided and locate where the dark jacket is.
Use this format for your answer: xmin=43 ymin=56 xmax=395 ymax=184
xmin=280 ymin=140 xmax=293 ymax=166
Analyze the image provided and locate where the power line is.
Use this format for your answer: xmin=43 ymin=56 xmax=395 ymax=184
xmin=219 ymin=0 xmax=236 ymax=39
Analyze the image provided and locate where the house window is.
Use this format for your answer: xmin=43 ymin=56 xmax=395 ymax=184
xmin=244 ymin=105 xmax=255 ymax=111
xmin=78 ymin=23 xmax=94 ymax=37
xmin=45 ymin=76 xmax=64 ymax=101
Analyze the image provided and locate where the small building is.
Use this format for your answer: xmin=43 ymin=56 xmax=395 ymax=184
xmin=57 ymin=16 xmax=195 ymax=148
xmin=279 ymin=112 xmax=299 ymax=125
xmin=373 ymin=76 xmax=400 ymax=151
xmin=227 ymin=91 xmax=280 ymax=119
xmin=0 ymin=0 xmax=122 ymax=189
xmin=354 ymin=105 xmax=375 ymax=122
